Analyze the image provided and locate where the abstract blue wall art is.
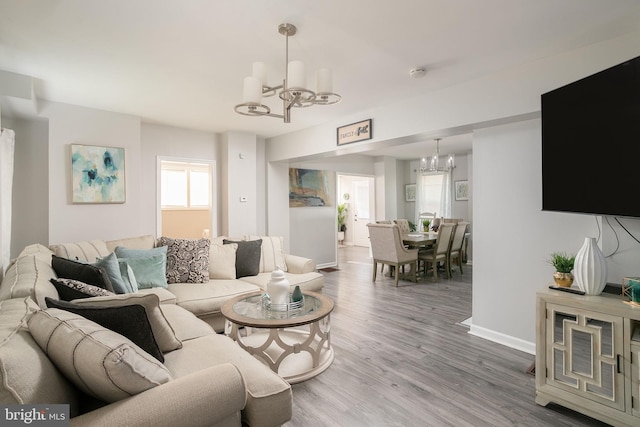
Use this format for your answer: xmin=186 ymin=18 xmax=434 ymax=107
xmin=71 ymin=144 xmax=125 ymax=203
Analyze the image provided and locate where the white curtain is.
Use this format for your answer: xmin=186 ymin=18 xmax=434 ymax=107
xmin=415 ymin=171 xmax=452 ymax=224
xmin=0 ymin=128 xmax=15 ymax=281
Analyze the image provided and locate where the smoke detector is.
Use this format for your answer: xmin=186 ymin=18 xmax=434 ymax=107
xmin=409 ymin=67 xmax=427 ymax=79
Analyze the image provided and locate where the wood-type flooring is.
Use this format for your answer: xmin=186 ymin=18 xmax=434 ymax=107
xmin=282 ymin=246 xmax=609 ymax=427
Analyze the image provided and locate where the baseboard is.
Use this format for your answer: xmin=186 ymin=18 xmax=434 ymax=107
xmin=316 ymin=261 xmax=337 ymax=270
xmin=468 ymin=323 xmax=535 ymax=355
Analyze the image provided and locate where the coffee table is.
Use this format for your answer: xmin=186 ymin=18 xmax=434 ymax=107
xmin=221 ymin=290 xmax=334 ymax=384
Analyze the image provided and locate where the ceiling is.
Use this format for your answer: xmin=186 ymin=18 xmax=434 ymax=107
xmin=2 ymin=0 xmax=640 ymax=160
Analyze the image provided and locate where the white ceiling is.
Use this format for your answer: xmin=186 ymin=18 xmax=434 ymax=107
xmin=2 ymin=0 xmax=640 ymax=159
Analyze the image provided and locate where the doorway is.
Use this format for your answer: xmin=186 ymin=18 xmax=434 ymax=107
xmin=338 ymin=174 xmax=375 ymax=247
xmin=157 ymin=157 xmax=216 ymax=239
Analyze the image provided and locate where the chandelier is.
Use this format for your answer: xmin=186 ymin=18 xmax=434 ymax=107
xmin=420 ymin=138 xmax=455 ymax=174
xmin=234 ymin=23 xmax=341 ymax=123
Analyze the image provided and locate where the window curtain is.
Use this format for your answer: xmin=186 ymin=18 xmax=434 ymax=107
xmin=0 ymin=128 xmax=15 ymax=281
xmin=415 ymin=171 xmax=452 ymax=224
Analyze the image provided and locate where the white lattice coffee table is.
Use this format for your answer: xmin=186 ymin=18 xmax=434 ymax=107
xmin=221 ymin=290 xmax=334 ymax=384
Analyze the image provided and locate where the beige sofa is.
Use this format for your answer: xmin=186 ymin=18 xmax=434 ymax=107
xmin=0 ymin=234 xmax=325 ymax=427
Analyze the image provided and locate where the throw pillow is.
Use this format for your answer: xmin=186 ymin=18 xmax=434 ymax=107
xmin=117 ymin=255 xmax=167 ymax=289
xmin=71 ymin=293 xmax=182 ymax=353
xmin=28 ymin=308 xmax=172 ymax=403
xmin=51 ymin=255 xmax=115 ymax=292
xmin=114 ymin=246 xmax=168 ymax=289
xmin=118 ymin=260 xmax=139 ymax=293
xmin=93 ymin=252 xmax=129 ymax=294
xmin=209 ymin=242 xmax=237 ymax=279
xmin=223 ymin=239 xmax=262 ymax=278
xmin=247 ymin=235 xmax=288 ymax=273
xmin=45 ymin=297 xmax=164 ymax=362
xmin=50 ymin=278 xmax=115 ymax=301
xmin=157 ymin=237 xmax=210 ymax=284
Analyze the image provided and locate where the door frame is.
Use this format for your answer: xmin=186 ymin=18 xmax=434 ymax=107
xmin=337 ymin=173 xmax=376 ymax=248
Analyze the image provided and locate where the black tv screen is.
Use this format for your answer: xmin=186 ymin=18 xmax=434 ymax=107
xmin=541 ymin=55 xmax=640 ymax=218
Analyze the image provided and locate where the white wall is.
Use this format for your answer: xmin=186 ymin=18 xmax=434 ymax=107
xmin=42 ymin=101 xmax=144 ymax=243
xmin=3 ymin=116 xmax=49 ymax=256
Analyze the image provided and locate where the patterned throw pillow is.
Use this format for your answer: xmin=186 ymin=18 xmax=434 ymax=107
xmin=50 ymin=278 xmax=115 ymax=301
xmin=157 ymin=237 xmax=211 ymax=284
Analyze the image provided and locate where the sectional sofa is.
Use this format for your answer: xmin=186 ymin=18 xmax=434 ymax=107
xmin=0 ymin=234 xmax=325 ymax=427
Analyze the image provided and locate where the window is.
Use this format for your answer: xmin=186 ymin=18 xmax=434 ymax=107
xmin=416 ymin=172 xmax=452 ymax=222
xmin=161 ymin=161 xmax=211 ymax=209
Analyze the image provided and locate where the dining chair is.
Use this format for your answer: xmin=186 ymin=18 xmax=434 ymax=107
xmin=448 ymin=221 xmax=469 ymax=276
xmin=418 ymin=222 xmax=455 ymax=281
xmin=375 ymin=220 xmax=392 ymax=274
xmin=418 ymin=211 xmax=436 ymax=231
xmin=367 ymin=223 xmax=418 ymax=287
xmin=393 ymin=219 xmax=411 ymax=233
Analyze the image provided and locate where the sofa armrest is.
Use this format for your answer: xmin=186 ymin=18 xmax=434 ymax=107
xmin=284 ymin=254 xmax=316 ymax=274
xmin=71 ymin=364 xmax=246 ymax=427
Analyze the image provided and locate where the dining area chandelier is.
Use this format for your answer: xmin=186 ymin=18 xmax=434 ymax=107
xmin=234 ymin=23 xmax=341 ymax=123
xmin=420 ymin=138 xmax=455 ymax=174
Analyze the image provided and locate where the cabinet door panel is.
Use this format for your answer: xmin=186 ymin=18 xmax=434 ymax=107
xmin=546 ymin=304 xmax=624 ymax=411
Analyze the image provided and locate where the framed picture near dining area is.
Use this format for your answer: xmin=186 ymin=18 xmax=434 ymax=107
xmin=455 ymin=180 xmax=469 ymax=201
xmin=405 ymin=183 xmax=416 ymax=202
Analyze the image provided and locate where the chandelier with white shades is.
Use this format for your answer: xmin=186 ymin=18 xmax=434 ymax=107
xmin=234 ymin=23 xmax=341 ymax=123
xmin=420 ymin=138 xmax=455 ymax=174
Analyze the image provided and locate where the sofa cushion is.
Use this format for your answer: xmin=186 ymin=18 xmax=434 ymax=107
xmin=209 ymin=242 xmax=237 ymax=279
xmin=159 ymin=303 xmax=216 ymax=342
xmin=223 ymin=239 xmax=262 ymax=278
xmin=168 ymin=280 xmax=259 ymax=318
xmin=240 ymin=271 xmax=325 ymax=293
xmin=45 ymin=297 xmax=164 ymax=362
xmin=49 ymin=239 xmax=110 ymax=263
xmin=50 ymin=278 xmax=115 ymax=300
xmin=137 ymin=287 xmax=177 ymax=304
xmin=18 ymin=243 xmax=54 ymax=264
xmin=28 ymin=308 xmax=172 ymax=403
xmin=0 ymin=255 xmax=58 ymax=305
xmin=158 ymin=237 xmax=210 ymax=284
xmin=105 ymin=235 xmax=156 ymax=252
xmin=163 ymin=334 xmax=292 ymax=427
xmin=247 ymin=235 xmax=288 ymax=273
xmin=0 ymin=298 xmax=79 ymax=414
xmin=51 ymin=255 xmax=115 ymax=292
xmin=71 ymin=293 xmax=182 ymax=353
xmin=118 ymin=255 xmax=167 ymax=289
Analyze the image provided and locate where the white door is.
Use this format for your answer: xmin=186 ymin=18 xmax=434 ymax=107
xmin=353 ymin=178 xmax=374 ymax=247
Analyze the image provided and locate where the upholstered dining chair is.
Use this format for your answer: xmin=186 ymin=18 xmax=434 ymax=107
xmin=418 ymin=222 xmax=455 ymax=281
xmin=448 ymin=221 xmax=470 ymax=276
xmin=367 ymin=222 xmax=418 ymax=287
xmin=393 ymin=219 xmax=411 ymax=233
xmin=375 ymin=220 xmax=393 ymax=274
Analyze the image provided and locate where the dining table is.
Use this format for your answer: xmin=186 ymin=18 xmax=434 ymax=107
xmin=401 ymin=231 xmax=438 ymax=248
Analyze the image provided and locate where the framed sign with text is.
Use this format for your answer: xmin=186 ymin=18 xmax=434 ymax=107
xmin=337 ymin=119 xmax=372 ymax=146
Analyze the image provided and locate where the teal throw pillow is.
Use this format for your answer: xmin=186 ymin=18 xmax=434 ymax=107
xmin=93 ymin=252 xmax=129 ymax=294
xmin=118 ymin=255 xmax=167 ymax=289
xmin=114 ymin=245 xmax=167 ymax=259
xmin=118 ymin=260 xmax=139 ymax=293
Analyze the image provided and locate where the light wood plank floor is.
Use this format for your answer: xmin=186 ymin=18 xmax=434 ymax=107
xmin=283 ymin=246 xmax=609 ymax=427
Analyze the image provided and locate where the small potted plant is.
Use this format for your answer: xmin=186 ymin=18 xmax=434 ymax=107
xmin=422 ymin=219 xmax=431 ymax=232
xmin=547 ymin=252 xmax=575 ymax=287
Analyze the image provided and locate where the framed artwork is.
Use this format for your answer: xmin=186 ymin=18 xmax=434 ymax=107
xmin=455 ymin=180 xmax=469 ymax=201
xmin=289 ymin=168 xmax=335 ymax=207
xmin=71 ymin=144 xmax=126 ymax=203
xmin=405 ymin=183 xmax=416 ymax=202
xmin=337 ymin=119 xmax=372 ymax=146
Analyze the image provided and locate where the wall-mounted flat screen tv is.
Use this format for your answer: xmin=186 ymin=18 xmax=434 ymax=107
xmin=541 ymin=55 xmax=640 ymax=218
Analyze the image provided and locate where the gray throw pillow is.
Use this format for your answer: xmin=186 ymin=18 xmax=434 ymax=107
xmin=223 ymin=239 xmax=262 ymax=278
xmin=45 ymin=297 xmax=164 ymax=362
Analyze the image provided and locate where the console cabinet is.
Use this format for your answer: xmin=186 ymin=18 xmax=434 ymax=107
xmin=536 ymin=288 xmax=640 ymax=427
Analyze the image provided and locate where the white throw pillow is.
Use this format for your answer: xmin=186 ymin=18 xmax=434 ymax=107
xmin=28 ymin=308 xmax=172 ymax=403
xmin=208 ymin=243 xmax=237 ymax=279
xmin=71 ymin=293 xmax=182 ymax=352
xmin=247 ymin=236 xmax=288 ymax=273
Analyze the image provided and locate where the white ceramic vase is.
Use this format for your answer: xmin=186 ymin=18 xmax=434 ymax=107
xmin=573 ymin=237 xmax=607 ymax=295
xmin=267 ymin=267 xmax=290 ymax=310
